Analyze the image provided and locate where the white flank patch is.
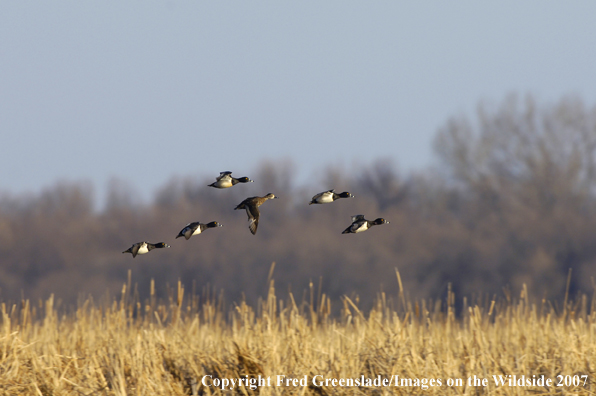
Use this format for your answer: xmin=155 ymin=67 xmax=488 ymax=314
xmin=351 ymin=215 xmax=364 ymax=222
xmin=353 ymin=223 xmax=369 ymax=233
xmin=217 ymin=179 xmax=232 ymax=188
xmin=318 ymin=193 xmax=334 ymax=203
xmin=137 ymin=243 xmax=149 ymax=255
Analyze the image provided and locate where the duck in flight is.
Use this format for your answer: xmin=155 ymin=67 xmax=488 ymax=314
xmin=176 ymin=221 xmax=223 ymax=240
xmin=234 ymin=193 xmax=278 ymax=235
xmin=342 ymin=215 xmax=389 ymax=234
xmin=208 ymin=171 xmax=253 ymax=189
xmin=309 ymin=189 xmax=354 ymax=205
xmin=122 ymin=242 xmax=170 ymax=258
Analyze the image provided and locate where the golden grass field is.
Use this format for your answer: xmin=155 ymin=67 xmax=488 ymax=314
xmin=1 ymin=269 xmax=595 ymax=396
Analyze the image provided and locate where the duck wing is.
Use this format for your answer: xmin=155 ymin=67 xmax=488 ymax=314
xmin=216 ymin=171 xmax=233 ymax=181
xmin=341 ymin=225 xmax=353 ymax=234
xmin=312 ymin=192 xmax=324 ymax=200
xmin=309 ymin=191 xmax=323 ymax=204
xmin=245 ymin=205 xmax=260 ymax=235
xmin=130 ymin=243 xmax=141 ymax=258
xmin=351 ymin=214 xmax=365 ymax=222
xmin=234 ymin=195 xmax=256 ymax=210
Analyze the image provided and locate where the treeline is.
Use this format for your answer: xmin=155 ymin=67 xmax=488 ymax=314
xmin=1 ymin=94 xmax=596 ymax=307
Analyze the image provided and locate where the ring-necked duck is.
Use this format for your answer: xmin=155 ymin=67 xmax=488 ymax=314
xmin=342 ymin=215 xmax=389 ymax=234
xmin=309 ymin=189 xmax=354 ymax=205
xmin=122 ymin=242 xmax=170 ymax=258
xmin=208 ymin=171 xmax=253 ymax=189
xmin=176 ymin=221 xmax=222 ymax=240
xmin=234 ymin=193 xmax=278 ymax=235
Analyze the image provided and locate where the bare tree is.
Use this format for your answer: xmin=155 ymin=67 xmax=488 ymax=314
xmin=2 ymin=94 xmax=596 ymax=307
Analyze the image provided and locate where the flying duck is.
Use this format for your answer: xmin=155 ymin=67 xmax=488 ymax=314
xmin=208 ymin=171 xmax=253 ymax=189
xmin=309 ymin=189 xmax=354 ymax=205
xmin=122 ymin=242 xmax=170 ymax=258
xmin=234 ymin=193 xmax=278 ymax=235
xmin=176 ymin=221 xmax=223 ymax=240
xmin=342 ymin=215 xmax=389 ymax=234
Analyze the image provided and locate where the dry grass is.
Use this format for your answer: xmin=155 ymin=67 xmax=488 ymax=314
xmin=1 ymin=269 xmax=595 ymax=396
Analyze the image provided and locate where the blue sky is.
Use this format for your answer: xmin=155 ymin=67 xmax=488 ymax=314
xmin=2 ymin=2 xmax=596 ymax=206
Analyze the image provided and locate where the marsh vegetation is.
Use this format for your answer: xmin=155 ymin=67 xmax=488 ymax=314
xmin=0 ymin=271 xmax=594 ymax=395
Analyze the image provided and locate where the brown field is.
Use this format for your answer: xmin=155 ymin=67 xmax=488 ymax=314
xmin=1 ymin=270 xmax=595 ymax=396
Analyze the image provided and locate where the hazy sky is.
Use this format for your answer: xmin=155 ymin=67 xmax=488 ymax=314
xmin=2 ymin=2 xmax=596 ymax=206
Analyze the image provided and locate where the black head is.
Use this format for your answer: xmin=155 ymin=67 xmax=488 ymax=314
xmin=154 ymin=242 xmax=171 ymax=248
xmin=207 ymin=221 xmax=223 ymax=228
xmin=373 ymin=218 xmax=389 ymax=225
xmin=238 ymin=177 xmax=254 ymax=183
xmin=339 ymin=192 xmax=354 ymax=198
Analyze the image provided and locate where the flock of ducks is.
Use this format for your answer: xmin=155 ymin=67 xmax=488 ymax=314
xmin=123 ymin=171 xmax=389 ymax=258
